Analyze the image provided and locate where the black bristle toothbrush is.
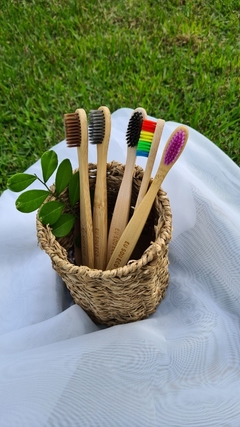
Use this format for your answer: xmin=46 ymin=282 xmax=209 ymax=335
xmin=89 ymin=106 xmax=111 ymax=270
xmin=64 ymin=109 xmax=94 ymax=268
xmin=107 ymin=107 xmax=147 ymax=261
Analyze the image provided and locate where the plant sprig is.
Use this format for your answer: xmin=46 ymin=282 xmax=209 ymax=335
xmin=7 ymin=150 xmax=80 ymax=238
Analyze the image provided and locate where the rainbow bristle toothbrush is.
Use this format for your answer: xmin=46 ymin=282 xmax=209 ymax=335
xmin=135 ymin=118 xmax=165 ymax=210
xmin=136 ymin=119 xmax=157 ymax=157
xmin=106 ymin=125 xmax=189 ymax=270
xmin=107 ymin=107 xmax=147 ymax=261
xmin=89 ymin=106 xmax=111 ymax=270
xmin=64 ymin=109 xmax=94 ymax=268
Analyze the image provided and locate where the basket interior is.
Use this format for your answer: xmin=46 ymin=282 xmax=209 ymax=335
xmin=56 ymin=162 xmax=165 ymax=265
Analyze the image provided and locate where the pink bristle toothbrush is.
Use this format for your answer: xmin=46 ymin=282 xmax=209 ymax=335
xmin=106 ymin=125 xmax=189 ymax=270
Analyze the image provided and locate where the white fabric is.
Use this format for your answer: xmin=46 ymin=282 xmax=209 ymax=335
xmin=0 ymin=108 xmax=240 ymax=426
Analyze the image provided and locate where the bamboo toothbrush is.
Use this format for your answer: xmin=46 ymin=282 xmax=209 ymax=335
xmin=64 ymin=109 xmax=94 ymax=268
xmin=107 ymin=107 xmax=147 ymax=261
xmin=106 ymin=125 xmax=189 ymax=270
xmin=134 ymin=118 xmax=165 ymax=210
xmin=89 ymin=106 xmax=111 ymax=270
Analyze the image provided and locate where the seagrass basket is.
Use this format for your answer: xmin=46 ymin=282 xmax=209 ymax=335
xmin=36 ymin=161 xmax=172 ymax=326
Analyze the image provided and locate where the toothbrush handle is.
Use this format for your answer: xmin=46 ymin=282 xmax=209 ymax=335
xmin=79 ymin=148 xmax=94 ymax=268
xmin=93 ymin=148 xmax=108 ymax=270
xmin=107 ymin=149 xmax=136 ymax=260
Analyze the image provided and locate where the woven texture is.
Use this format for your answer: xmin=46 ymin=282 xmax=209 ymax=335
xmin=36 ymin=161 xmax=172 ymax=326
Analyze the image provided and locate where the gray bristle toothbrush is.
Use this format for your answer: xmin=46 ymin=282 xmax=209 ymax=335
xmin=89 ymin=106 xmax=111 ymax=270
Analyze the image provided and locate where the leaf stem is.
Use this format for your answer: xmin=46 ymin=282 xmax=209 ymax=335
xmin=34 ymin=175 xmax=52 ymax=192
xmin=34 ymin=174 xmax=79 ymax=219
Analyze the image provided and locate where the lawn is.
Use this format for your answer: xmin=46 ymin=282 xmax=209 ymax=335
xmin=0 ymin=0 xmax=239 ymax=193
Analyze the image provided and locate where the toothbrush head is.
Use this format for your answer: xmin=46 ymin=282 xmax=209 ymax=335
xmin=64 ymin=109 xmax=87 ymax=147
xmin=88 ymin=106 xmax=111 ymax=146
xmin=88 ymin=109 xmax=105 ymax=145
xmin=126 ymin=111 xmax=144 ymax=148
xmin=163 ymin=126 xmax=189 ymax=166
xmin=136 ymin=119 xmax=157 ymax=157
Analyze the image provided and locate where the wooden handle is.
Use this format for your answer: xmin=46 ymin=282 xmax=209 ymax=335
xmin=76 ymin=109 xmax=95 ymax=268
xmin=93 ymin=106 xmax=111 ymax=270
xmin=135 ymin=119 xmax=165 ymax=210
xmin=107 ymin=148 xmax=136 ymax=260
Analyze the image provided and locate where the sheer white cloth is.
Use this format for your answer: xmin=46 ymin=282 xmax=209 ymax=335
xmin=0 ymin=108 xmax=240 ymax=427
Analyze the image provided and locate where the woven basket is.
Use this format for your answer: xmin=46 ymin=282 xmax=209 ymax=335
xmin=36 ymin=161 xmax=172 ymax=326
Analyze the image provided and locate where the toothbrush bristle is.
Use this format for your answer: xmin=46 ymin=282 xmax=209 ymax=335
xmin=136 ymin=119 xmax=157 ymax=157
xmin=164 ymin=128 xmax=188 ymax=165
xmin=88 ymin=110 xmax=105 ymax=144
xmin=126 ymin=111 xmax=144 ymax=147
xmin=64 ymin=113 xmax=81 ymax=147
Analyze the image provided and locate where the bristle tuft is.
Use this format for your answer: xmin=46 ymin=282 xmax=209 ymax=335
xmin=88 ymin=110 xmax=105 ymax=144
xmin=164 ymin=129 xmax=187 ymax=165
xmin=126 ymin=111 xmax=143 ymax=147
xmin=64 ymin=113 xmax=81 ymax=148
xmin=136 ymin=119 xmax=157 ymax=157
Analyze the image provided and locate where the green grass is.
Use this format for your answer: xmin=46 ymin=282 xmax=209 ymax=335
xmin=0 ymin=0 xmax=239 ymax=193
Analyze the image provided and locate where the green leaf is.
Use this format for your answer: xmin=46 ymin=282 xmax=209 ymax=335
xmin=68 ymin=171 xmax=80 ymax=207
xmin=51 ymin=213 xmax=75 ymax=237
xmin=7 ymin=173 xmax=37 ymax=192
xmin=41 ymin=150 xmax=58 ymax=183
xmin=55 ymin=159 xmax=72 ymax=195
xmin=38 ymin=200 xmax=64 ymax=225
xmin=15 ymin=190 xmax=49 ymax=213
